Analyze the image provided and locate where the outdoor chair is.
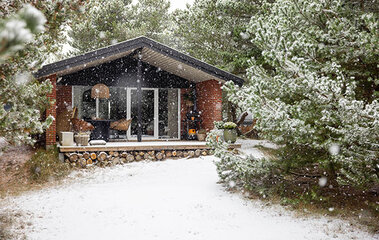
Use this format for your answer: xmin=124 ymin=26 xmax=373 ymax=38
xmin=110 ymin=118 xmax=132 ymax=140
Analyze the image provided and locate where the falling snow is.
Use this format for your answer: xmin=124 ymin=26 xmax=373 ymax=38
xmin=318 ymin=176 xmax=328 ymax=187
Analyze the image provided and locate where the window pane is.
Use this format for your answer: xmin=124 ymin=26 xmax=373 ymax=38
xmin=130 ymin=89 xmax=155 ymax=137
xmin=109 ymin=87 xmax=127 ymax=120
xmin=73 ymin=86 xmax=95 ymax=120
xmin=159 ymin=89 xmax=178 ymax=139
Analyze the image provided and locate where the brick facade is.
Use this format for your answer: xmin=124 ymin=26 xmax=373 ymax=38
xmin=45 ymin=74 xmax=57 ymax=146
xmin=196 ymin=80 xmax=223 ymax=131
xmin=56 ymin=85 xmax=72 ymax=115
xmin=180 ymin=88 xmax=190 ymax=137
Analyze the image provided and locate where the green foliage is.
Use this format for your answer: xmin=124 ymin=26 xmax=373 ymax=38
xmin=223 ymin=0 xmax=379 ymax=187
xmin=0 ymin=1 xmax=83 ymax=145
xmin=213 ymin=121 xmax=237 ymax=129
xmin=280 ymin=188 xmax=331 ymax=208
xmin=214 ymin=121 xmax=225 ymax=129
xmin=207 ymin=129 xmax=278 ymax=192
xmin=25 ymin=147 xmax=70 ymax=183
xmin=223 ymin=122 xmax=237 ymax=129
xmin=69 ymin=0 xmax=172 ymax=54
xmin=172 ymin=0 xmax=263 ymax=74
xmin=0 ymin=4 xmax=46 ymax=62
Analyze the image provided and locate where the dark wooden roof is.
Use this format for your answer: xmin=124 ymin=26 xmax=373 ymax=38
xmin=35 ymin=36 xmax=244 ymax=86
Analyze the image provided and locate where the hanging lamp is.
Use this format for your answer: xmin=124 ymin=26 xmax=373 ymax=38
xmin=91 ymin=84 xmax=110 ymax=119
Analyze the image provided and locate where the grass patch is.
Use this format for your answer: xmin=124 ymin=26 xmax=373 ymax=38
xmin=24 ymin=146 xmax=70 ymax=183
xmin=0 ymin=146 xmax=72 ymax=197
xmin=0 ymin=146 xmax=72 ymax=238
xmin=241 ymin=172 xmax=379 ymax=234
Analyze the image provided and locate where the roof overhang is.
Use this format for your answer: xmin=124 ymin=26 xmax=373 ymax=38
xmin=35 ymin=36 xmax=244 ymax=86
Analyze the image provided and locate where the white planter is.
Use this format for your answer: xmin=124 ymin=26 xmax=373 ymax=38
xmin=60 ymin=132 xmax=74 ymax=146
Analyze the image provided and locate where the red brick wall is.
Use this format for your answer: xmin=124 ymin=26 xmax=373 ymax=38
xmin=45 ymin=74 xmax=57 ymax=146
xmin=196 ymin=80 xmax=223 ymax=131
xmin=56 ymin=85 xmax=72 ymax=115
xmin=180 ymin=88 xmax=190 ymax=138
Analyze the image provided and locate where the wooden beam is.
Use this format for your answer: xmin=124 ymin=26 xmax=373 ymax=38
xmin=137 ymin=49 xmax=143 ymax=142
xmin=58 ymin=143 xmax=242 ymax=153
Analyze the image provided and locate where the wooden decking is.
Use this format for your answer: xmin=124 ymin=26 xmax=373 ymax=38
xmin=59 ymin=141 xmax=241 ymax=153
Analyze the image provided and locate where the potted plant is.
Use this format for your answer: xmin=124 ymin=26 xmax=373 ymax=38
xmin=197 ymin=129 xmax=207 ymax=141
xmin=223 ymin=122 xmax=237 ymax=143
xmin=214 ymin=121 xmax=225 ymax=130
xmin=74 ymin=131 xmax=91 ymax=146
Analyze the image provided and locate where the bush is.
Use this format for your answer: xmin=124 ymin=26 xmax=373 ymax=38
xmin=214 ymin=121 xmax=225 ymax=130
xmin=207 ymin=129 xmax=278 ymax=193
xmin=223 ymin=0 xmax=379 ymax=188
xmin=25 ymin=147 xmax=70 ymax=183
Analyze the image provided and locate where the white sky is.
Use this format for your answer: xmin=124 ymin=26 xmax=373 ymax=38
xmin=170 ymin=0 xmax=194 ymax=10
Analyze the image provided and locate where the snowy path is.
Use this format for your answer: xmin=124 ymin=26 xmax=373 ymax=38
xmin=2 ymin=156 xmax=376 ymax=240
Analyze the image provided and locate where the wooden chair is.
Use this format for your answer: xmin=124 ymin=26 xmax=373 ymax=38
xmin=110 ymin=119 xmax=132 ymax=131
xmin=70 ymin=107 xmax=94 ymax=132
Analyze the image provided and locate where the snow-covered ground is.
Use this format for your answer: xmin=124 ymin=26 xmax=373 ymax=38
xmin=1 ymin=152 xmax=376 ymax=240
xmin=236 ymin=139 xmax=279 ymax=158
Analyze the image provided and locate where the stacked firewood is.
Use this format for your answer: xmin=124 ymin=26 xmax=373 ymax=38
xmin=65 ymin=149 xmax=212 ymax=168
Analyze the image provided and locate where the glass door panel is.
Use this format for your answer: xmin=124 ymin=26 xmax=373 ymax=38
xmin=109 ymin=87 xmax=127 ymax=140
xmin=159 ymin=89 xmax=179 ymax=139
xmin=129 ymin=89 xmax=156 ymax=138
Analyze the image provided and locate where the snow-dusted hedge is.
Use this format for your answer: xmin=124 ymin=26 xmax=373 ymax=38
xmin=207 ymin=129 xmax=277 ymax=191
xmin=222 ymin=0 xmax=378 ymax=187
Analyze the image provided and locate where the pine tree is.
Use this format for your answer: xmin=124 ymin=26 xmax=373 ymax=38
xmin=173 ymin=0 xmax=262 ymax=74
xmin=69 ymin=0 xmax=172 ymax=54
xmin=223 ymin=0 xmax=379 ymax=187
xmin=0 ymin=1 xmax=84 ymax=145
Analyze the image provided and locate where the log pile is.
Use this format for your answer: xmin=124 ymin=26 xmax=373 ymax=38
xmin=65 ymin=149 xmax=211 ymax=168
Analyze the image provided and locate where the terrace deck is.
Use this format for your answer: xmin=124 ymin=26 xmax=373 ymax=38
xmin=59 ymin=141 xmax=241 ymax=153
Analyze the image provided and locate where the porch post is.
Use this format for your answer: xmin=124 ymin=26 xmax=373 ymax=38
xmin=136 ymin=50 xmax=143 ymax=142
xmin=45 ymin=74 xmax=57 ymax=148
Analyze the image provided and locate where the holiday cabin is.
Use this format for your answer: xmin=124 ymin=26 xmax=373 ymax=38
xmin=35 ymin=37 xmax=243 ymax=156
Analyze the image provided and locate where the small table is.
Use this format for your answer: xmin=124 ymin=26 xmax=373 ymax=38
xmin=86 ymin=120 xmax=113 ymax=141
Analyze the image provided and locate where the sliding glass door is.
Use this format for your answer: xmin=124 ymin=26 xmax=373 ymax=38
xmin=127 ymin=88 xmax=158 ymax=139
xmin=159 ymin=89 xmax=180 ymax=139
xmin=73 ymin=86 xmax=180 ymax=140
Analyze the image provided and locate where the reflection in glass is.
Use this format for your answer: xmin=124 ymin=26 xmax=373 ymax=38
xmin=130 ymin=90 xmax=155 ymax=137
xmin=159 ymin=89 xmax=178 ymax=139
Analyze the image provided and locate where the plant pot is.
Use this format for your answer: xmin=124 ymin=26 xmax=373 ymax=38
xmin=223 ymin=129 xmax=237 ymax=143
xmin=197 ymin=133 xmax=206 ymax=141
xmin=74 ymin=134 xmax=90 ymax=146
xmin=60 ymin=131 xmax=74 ymax=146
